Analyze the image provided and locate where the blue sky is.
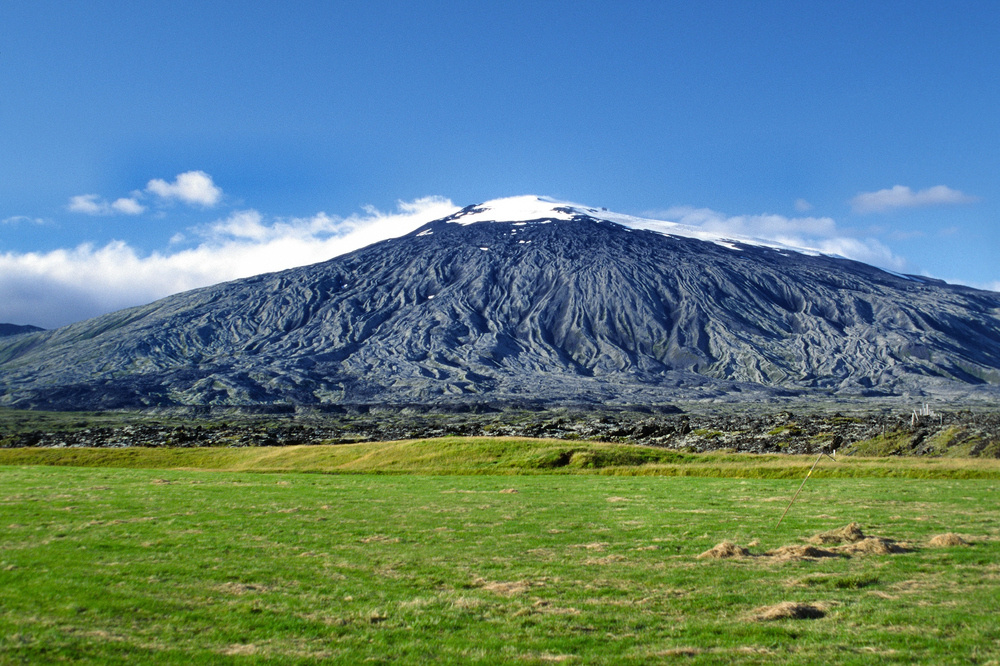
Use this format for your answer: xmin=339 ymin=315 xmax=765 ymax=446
xmin=2 ymin=1 xmax=998 ymax=328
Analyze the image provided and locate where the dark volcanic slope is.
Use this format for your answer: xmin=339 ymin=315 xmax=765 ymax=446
xmin=0 ymin=324 xmax=44 ymax=338
xmin=2 ymin=206 xmax=1000 ymax=409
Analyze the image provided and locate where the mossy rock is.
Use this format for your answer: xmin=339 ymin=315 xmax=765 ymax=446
xmin=769 ymin=424 xmax=804 ymax=437
xmin=846 ymin=430 xmax=914 ymax=456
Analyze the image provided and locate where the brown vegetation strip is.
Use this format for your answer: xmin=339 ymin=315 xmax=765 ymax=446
xmin=698 ymin=523 xmax=923 ymax=562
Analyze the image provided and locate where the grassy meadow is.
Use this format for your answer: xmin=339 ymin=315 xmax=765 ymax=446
xmin=1 ymin=438 xmax=999 ymax=663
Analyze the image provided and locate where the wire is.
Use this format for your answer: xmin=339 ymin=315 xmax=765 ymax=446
xmin=775 ymin=450 xmax=837 ymax=528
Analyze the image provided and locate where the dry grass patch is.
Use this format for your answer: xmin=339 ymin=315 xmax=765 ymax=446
xmin=220 ymin=644 xmax=259 ymax=656
xmin=765 ymin=545 xmax=842 ymax=561
xmin=808 ymin=522 xmax=865 ymax=545
xmin=748 ymin=601 xmax=826 ymax=621
xmin=928 ymin=532 xmax=970 ymax=547
xmin=217 ymin=582 xmax=272 ymax=595
xmin=450 ymin=596 xmax=485 ymax=611
xmin=834 ymin=537 xmax=909 ymax=556
xmin=530 ymin=653 xmax=576 ymax=663
xmin=803 ymin=523 xmax=910 ymax=556
xmin=656 ymin=647 xmax=703 ymax=656
xmin=697 ymin=523 xmax=914 ymax=562
xmin=697 ymin=541 xmax=750 ymax=559
xmin=359 ymin=534 xmax=400 ymax=544
xmin=531 ymin=600 xmax=580 ymax=616
xmin=475 ymin=579 xmax=534 ymax=596
xmin=585 ymin=554 xmax=626 ymax=565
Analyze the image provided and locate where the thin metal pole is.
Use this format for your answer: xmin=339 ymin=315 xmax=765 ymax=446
xmin=775 ymin=451 xmax=833 ymax=528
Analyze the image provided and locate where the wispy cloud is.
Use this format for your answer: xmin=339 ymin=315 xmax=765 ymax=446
xmin=0 ymin=196 xmax=458 ymax=329
xmin=940 ymin=278 xmax=1000 ymax=295
xmin=645 ymin=205 xmax=907 ymax=271
xmin=146 ymin=170 xmax=222 ymax=207
xmin=1 ymin=215 xmax=48 ymax=226
xmin=808 ymin=237 xmax=905 ymax=271
xmin=67 ymin=194 xmax=146 ymax=215
xmin=659 ymin=206 xmax=838 ymax=237
xmin=850 ymin=185 xmax=978 ymax=214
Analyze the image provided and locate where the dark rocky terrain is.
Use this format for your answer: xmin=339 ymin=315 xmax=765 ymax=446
xmin=2 ymin=405 xmax=997 ymax=458
xmin=1 ymin=198 xmax=999 ymax=410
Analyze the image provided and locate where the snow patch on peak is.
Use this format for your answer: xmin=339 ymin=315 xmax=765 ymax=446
xmin=444 ymin=195 xmax=579 ymax=225
xmin=440 ymin=195 xmax=819 ymax=257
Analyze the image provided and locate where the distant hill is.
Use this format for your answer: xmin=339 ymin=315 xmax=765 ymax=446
xmin=1 ymin=196 xmax=999 ymax=410
xmin=0 ymin=323 xmax=44 ymax=338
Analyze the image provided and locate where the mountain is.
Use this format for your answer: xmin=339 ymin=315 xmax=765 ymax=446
xmin=2 ymin=196 xmax=999 ymax=410
xmin=0 ymin=324 xmax=44 ymax=338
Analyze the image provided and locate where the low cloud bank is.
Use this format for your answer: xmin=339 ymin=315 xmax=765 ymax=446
xmin=646 ymin=206 xmax=907 ymax=272
xmin=1 ymin=196 xmax=457 ymax=329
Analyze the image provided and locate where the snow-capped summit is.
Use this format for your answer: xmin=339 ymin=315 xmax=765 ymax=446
xmin=439 ymin=195 xmax=819 ymax=256
xmin=441 ymin=195 xmax=580 ymax=225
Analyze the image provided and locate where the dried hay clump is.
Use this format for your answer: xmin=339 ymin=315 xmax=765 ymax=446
xmin=765 ymin=545 xmax=840 ymax=561
xmin=473 ymin=576 xmax=548 ymax=596
xmin=834 ymin=537 xmax=908 ymax=556
xmin=928 ymin=533 xmax=969 ymax=547
xmin=808 ymin=522 xmax=865 ymax=545
xmin=697 ymin=541 xmax=751 ymax=559
xmin=749 ymin=601 xmax=826 ymax=622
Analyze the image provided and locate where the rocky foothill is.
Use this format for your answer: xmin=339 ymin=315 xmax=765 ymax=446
xmin=2 ymin=405 xmax=998 ymax=458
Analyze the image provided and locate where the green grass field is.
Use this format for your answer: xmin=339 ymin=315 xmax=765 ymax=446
xmin=2 ymin=440 xmax=999 ymax=663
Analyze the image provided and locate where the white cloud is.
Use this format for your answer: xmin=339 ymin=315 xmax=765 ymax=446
xmin=111 ymin=197 xmax=146 ymax=215
xmin=67 ymin=193 xmax=145 ymax=215
xmin=67 ymin=194 xmax=107 ymax=215
xmin=1 ymin=215 xmax=47 ymax=226
xmin=0 ymin=196 xmax=458 ymax=329
xmin=809 ymin=237 xmax=905 ymax=270
xmin=653 ymin=206 xmax=839 ymax=238
xmin=146 ymin=170 xmax=222 ymax=207
xmin=850 ymin=185 xmax=978 ymax=214
xmin=66 ymin=169 xmax=220 ymax=216
xmin=645 ymin=205 xmax=907 ymax=272
xmin=794 ymin=198 xmax=813 ymax=212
